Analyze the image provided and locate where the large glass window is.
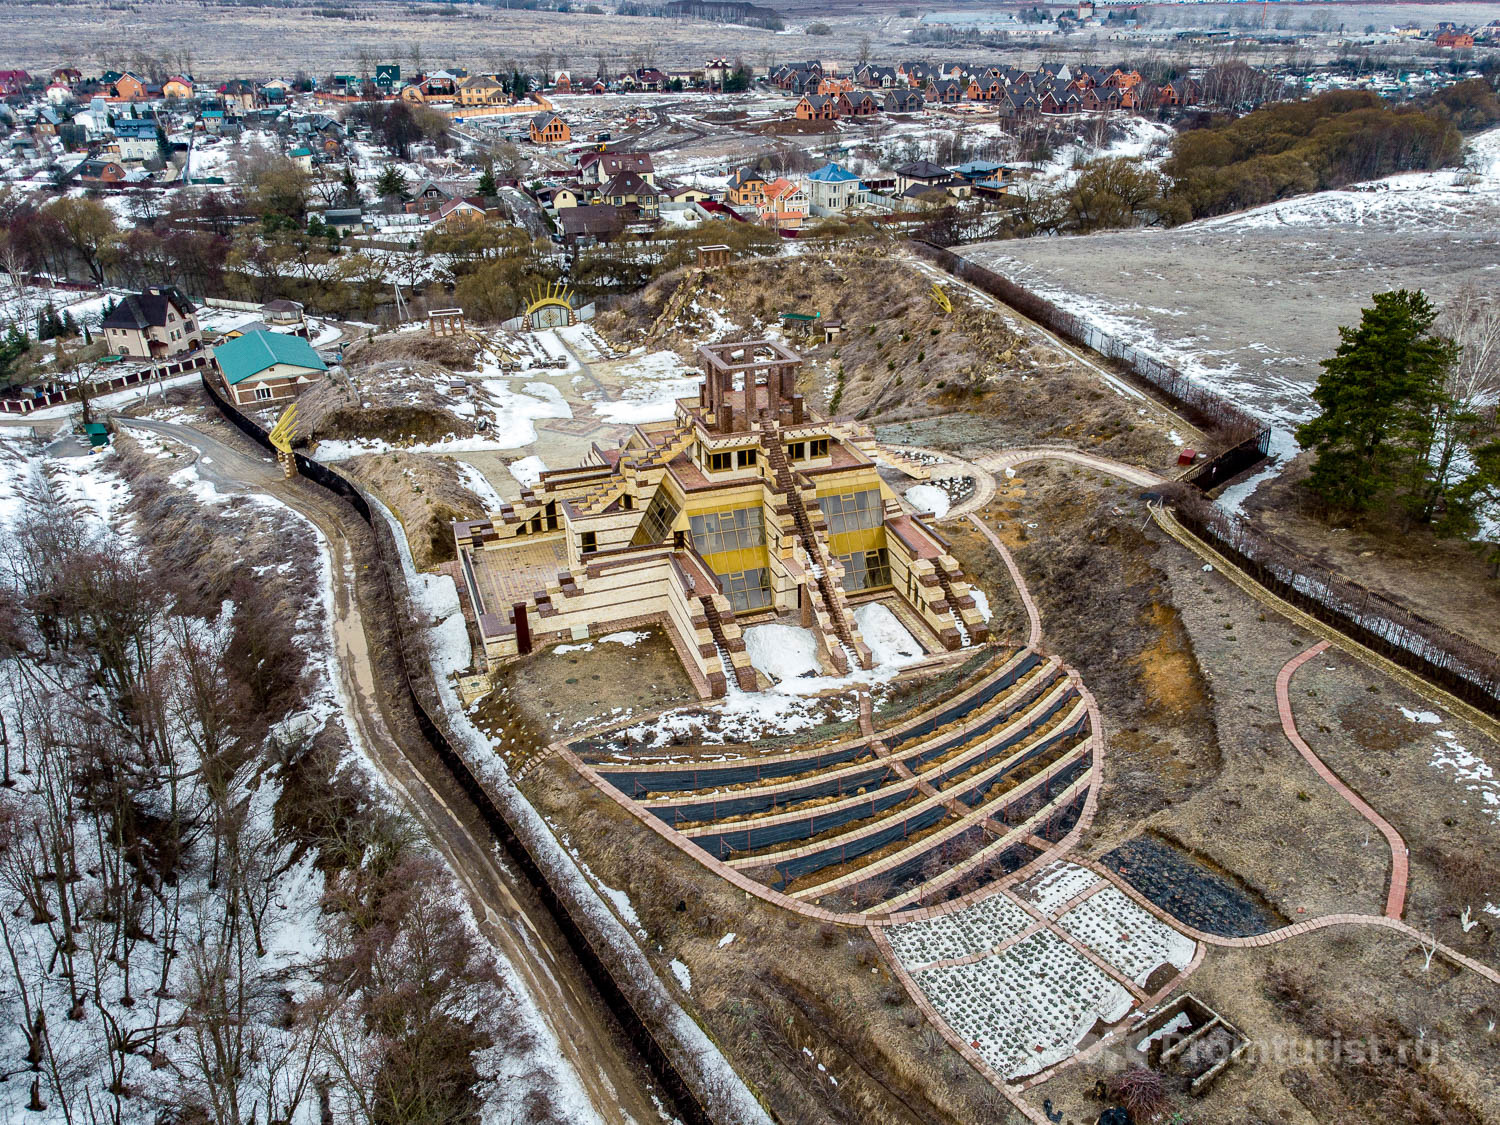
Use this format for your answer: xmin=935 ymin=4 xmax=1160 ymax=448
xmin=689 ymin=506 xmax=765 ymax=557
xmin=721 ymin=567 xmax=772 ymax=613
xmin=631 ymin=489 xmax=681 ymax=546
xmin=820 ymin=489 xmax=883 ymax=536
xmin=838 ymin=547 xmax=892 ymax=592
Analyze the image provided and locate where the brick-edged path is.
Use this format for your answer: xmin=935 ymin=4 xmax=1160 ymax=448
xmin=968 ymin=514 xmax=1042 ymax=649
xmin=1278 ymin=641 xmax=1409 ymax=919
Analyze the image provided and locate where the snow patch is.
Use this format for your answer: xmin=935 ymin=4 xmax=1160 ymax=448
xmin=905 ymin=483 xmax=951 ymax=519
xmin=743 ymin=622 xmax=822 ymax=682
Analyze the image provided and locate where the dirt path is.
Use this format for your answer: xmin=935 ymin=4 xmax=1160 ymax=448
xmin=117 ymin=415 xmax=669 ymax=1125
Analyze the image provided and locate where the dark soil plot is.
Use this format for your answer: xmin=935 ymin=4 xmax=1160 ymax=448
xmin=1102 ymin=835 xmax=1286 ymax=938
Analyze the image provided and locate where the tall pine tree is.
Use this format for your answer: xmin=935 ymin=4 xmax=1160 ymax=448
xmin=1296 ymin=289 xmax=1455 ymax=514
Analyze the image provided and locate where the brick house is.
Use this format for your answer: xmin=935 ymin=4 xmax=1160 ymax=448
xmin=111 ymin=72 xmax=148 ymax=101
xmin=727 ymin=167 xmax=769 ymax=207
xmin=1436 ymin=30 xmax=1475 ymax=48
xmin=457 ymin=75 xmax=507 ymax=106
xmin=925 ymin=79 xmax=964 ymax=104
xmin=102 ymin=286 xmax=200 ymax=358
xmin=215 ymin=329 xmax=327 ymax=406
xmin=78 ymin=159 xmax=126 ymax=185
xmin=795 ymin=93 xmax=837 ymax=121
xmin=884 ymin=89 xmax=926 ymax=114
xmin=581 ymin=151 xmax=655 ymax=186
xmin=597 ymin=171 xmax=660 ymax=218
xmin=529 ymin=111 xmax=570 ymax=144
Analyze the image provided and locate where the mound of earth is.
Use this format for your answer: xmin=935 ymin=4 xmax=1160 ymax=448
xmin=293 ymin=361 xmax=480 ymax=447
xmin=339 ymin=450 xmax=491 ymax=568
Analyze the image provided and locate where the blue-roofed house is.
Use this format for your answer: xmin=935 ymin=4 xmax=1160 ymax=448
xmin=113 ymin=115 xmax=160 ymax=162
xmin=805 ymin=161 xmax=868 ymax=215
xmin=214 ymin=329 xmax=327 ymax=406
xmin=951 ymin=160 xmax=1004 ymax=183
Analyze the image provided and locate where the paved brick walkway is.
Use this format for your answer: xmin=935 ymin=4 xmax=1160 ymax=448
xmin=1278 ymin=641 xmax=1409 ymax=919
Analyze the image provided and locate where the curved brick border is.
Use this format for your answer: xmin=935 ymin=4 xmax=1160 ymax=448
xmin=877 ymin=443 xmax=997 ymax=521
xmin=974 ymin=446 xmax=1169 ymax=489
xmin=554 ymin=660 xmax=1107 ymax=931
xmin=967 ymin=514 xmax=1042 ymax=650
xmin=1278 ymin=641 xmax=1409 ymax=919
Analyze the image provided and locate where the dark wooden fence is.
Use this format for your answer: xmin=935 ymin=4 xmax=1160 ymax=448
xmin=909 ymin=239 xmax=1273 ymax=487
xmin=1161 ymin=483 xmax=1500 ymax=718
xmin=199 ymin=373 xmax=718 ymax=1125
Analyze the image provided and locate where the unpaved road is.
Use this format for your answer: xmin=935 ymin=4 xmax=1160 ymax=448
xmin=118 ymin=413 xmax=669 ymax=1125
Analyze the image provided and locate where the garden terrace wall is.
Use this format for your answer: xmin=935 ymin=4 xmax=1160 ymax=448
xmin=655 ymin=677 xmax=1075 ymax=835
xmin=1160 ymin=483 xmax=1500 ymax=718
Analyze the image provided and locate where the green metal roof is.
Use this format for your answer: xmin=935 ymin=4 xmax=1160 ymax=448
xmin=214 ymin=329 xmax=326 ymax=385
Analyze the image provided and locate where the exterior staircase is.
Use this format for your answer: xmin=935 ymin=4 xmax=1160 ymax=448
xmin=575 ymin=420 xmax=695 ymax=515
xmin=648 ymin=269 xmax=707 ymax=338
xmin=931 ymin=559 xmax=989 ymax=647
xmin=699 ymin=593 xmax=758 ymax=692
xmin=760 ymin=415 xmax=873 ymax=671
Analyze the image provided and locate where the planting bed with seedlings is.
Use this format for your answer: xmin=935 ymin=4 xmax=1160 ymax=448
xmin=885 ymin=861 xmax=1195 ymax=1083
xmin=519 ymin=747 xmax=1031 ymax=1125
xmin=1101 ymin=836 xmax=1285 ymax=939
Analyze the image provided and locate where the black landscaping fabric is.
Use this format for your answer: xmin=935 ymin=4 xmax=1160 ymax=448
xmin=597 ymin=741 xmax=877 ymax=797
xmin=660 ymin=688 xmax=1079 ymax=833
xmin=601 ymin=652 xmax=1049 ymax=800
xmin=651 ymin=760 xmax=902 ymax=826
xmin=887 ymin=651 xmax=1043 ymax=749
xmin=1101 ymin=835 xmax=1285 ymax=938
xmin=688 ymin=715 xmax=1087 ymax=860
xmin=736 ymin=739 xmax=1092 ymax=890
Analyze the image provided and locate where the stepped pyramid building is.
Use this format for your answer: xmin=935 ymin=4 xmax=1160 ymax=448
xmin=453 ymin=339 xmax=988 ymax=696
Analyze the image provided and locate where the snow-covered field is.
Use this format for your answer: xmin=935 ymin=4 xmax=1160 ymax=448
xmin=967 ymin=126 xmax=1500 ymax=510
xmin=904 ymin=482 xmax=951 ymax=519
xmin=589 ymin=349 xmax=700 ymax=426
xmin=315 ymin=363 xmax=573 ymax=460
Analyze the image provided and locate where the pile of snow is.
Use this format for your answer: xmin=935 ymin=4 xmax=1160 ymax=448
xmin=743 ymin=622 xmax=822 ymax=681
xmin=971 ymin=587 xmax=993 ymax=622
xmin=315 ymin=375 xmax=571 ymax=461
xmin=904 ymin=483 xmax=951 ymax=519
xmin=554 ymin=629 xmax=652 ymax=655
xmin=509 ymin=454 xmax=547 ymax=488
xmin=1430 ymin=727 xmax=1499 ymax=822
xmin=854 ymin=602 xmax=923 ymax=667
xmin=453 ymin=459 xmax=507 ymax=510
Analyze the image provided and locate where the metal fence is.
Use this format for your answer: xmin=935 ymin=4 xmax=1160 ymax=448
xmin=909 ymin=239 xmax=1273 ymax=474
xmin=1162 ymin=484 xmax=1500 ymax=718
